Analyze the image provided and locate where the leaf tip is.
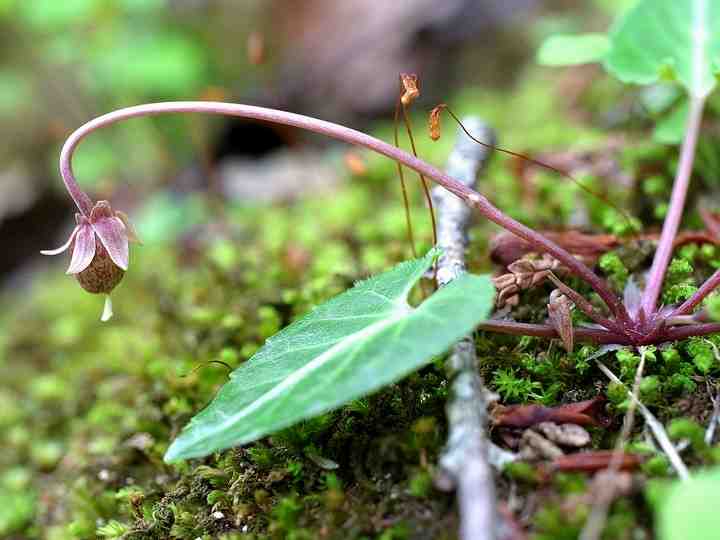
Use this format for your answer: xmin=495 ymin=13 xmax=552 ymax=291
xmin=162 ymin=440 xmax=185 ymax=463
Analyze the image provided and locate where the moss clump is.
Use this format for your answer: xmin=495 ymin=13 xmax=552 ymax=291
xmin=7 ymin=45 xmax=720 ymax=539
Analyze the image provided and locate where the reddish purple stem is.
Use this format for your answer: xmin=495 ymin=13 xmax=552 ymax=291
xmin=479 ymin=320 xmax=626 ymax=344
xmin=58 ymin=101 xmax=720 ymax=347
xmin=59 ymin=101 xmax=624 ymax=317
xmin=671 ymin=267 xmax=720 ymax=317
xmin=641 ymin=96 xmax=706 ymax=315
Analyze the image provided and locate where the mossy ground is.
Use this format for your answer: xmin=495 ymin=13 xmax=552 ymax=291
xmin=3 ymin=65 xmax=720 ymax=539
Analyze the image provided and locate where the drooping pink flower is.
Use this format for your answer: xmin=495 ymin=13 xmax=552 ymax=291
xmin=41 ymin=200 xmax=140 ymax=321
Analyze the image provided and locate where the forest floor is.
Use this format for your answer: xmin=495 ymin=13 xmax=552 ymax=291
xmin=2 ymin=65 xmax=719 ymax=539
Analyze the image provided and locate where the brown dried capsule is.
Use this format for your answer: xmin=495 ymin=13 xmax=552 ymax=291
xmin=429 ymin=104 xmax=446 ymax=141
xmin=547 ymin=288 xmax=575 ymax=352
xmin=400 ymin=73 xmax=420 ymax=106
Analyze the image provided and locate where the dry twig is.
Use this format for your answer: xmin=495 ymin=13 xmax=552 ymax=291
xmin=433 ymin=118 xmax=499 ymax=540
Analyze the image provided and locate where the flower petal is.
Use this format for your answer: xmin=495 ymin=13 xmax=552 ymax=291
xmin=90 ymin=201 xmax=129 ymax=270
xmin=67 ymin=224 xmax=96 ymax=274
xmin=92 ymin=216 xmax=129 ymax=270
xmin=114 ymin=210 xmax=142 ymax=245
xmin=41 ymin=225 xmax=80 ymax=256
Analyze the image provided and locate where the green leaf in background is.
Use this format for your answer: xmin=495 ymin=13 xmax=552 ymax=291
xmin=653 ymin=99 xmax=689 ymax=144
xmin=537 ymin=34 xmax=610 ymax=66
xmin=164 ymin=249 xmax=495 ymax=461
xmin=17 ymin=0 xmax=96 ymax=29
xmin=657 ymin=467 xmax=720 ymax=540
xmin=92 ymin=33 xmax=206 ymax=96
xmin=605 ymin=0 xmax=720 ymax=98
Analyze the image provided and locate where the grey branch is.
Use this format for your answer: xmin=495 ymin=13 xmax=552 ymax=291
xmin=434 ymin=118 xmax=500 ymax=540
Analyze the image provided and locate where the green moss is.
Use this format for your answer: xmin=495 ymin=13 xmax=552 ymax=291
xmin=533 ymin=504 xmax=587 ymax=540
xmin=492 ymin=367 xmax=542 ymax=403
xmin=639 ymin=375 xmax=661 ymax=403
xmin=685 ymin=337 xmax=718 ymax=375
xmin=6 ymin=43 xmax=720 ymax=539
xmin=504 ymin=461 xmax=540 ymax=485
xmin=599 ymin=252 xmax=629 ymax=290
xmin=643 ymin=455 xmax=672 ymax=477
xmin=0 ymin=468 xmax=35 ymax=536
xmin=667 ymin=419 xmax=706 ymax=452
xmin=707 ymin=293 xmax=720 ymax=321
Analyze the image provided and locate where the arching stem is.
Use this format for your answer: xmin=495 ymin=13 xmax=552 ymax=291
xmin=59 ymin=101 xmax=623 ymax=317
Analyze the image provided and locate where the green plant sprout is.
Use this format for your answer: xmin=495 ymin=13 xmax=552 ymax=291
xmin=42 ymin=0 xmax=720 ymax=460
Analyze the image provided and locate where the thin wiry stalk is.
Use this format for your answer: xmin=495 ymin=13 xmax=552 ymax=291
xmin=439 ymin=106 xmax=635 ymax=230
xmin=393 ymin=97 xmax=418 ymax=258
xmin=59 ymin=101 xmax=623 ymax=316
xmin=642 ymin=96 xmax=706 ymax=315
xmin=400 ymin=103 xmax=437 ymax=246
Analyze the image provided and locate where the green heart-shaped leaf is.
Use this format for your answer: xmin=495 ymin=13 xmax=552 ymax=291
xmin=165 ymin=249 xmax=495 ymax=462
xmin=605 ymin=0 xmax=720 ymax=98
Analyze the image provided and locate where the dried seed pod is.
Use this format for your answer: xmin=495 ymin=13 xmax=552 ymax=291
xmin=399 ymin=73 xmax=420 ymax=106
xmin=429 ymin=104 xmax=446 ymax=141
xmin=547 ymin=288 xmax=575 ymax=352
xmin=492 ymin=253 xmax=561 ymax=307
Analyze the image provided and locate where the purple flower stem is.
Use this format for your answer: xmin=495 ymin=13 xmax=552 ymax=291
xmin=479 ymin=320 xmax=626 ymax=345
xmin=641 ymin=96 xmax=706 ymax=316
xmin=663 ymin=322 xmax=720 ymax=341
xmin=59 ymin=101 xmax=625 ymax=317
xmin=670 ymin=267 xmax=720 ymax=317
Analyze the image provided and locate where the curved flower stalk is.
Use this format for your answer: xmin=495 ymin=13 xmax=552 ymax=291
xmin=50 ymin=101 xmax=720 ymax=344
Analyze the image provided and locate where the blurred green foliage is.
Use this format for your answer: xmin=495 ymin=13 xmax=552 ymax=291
xmin=0 ymin=0 xmax=264 ymax=194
